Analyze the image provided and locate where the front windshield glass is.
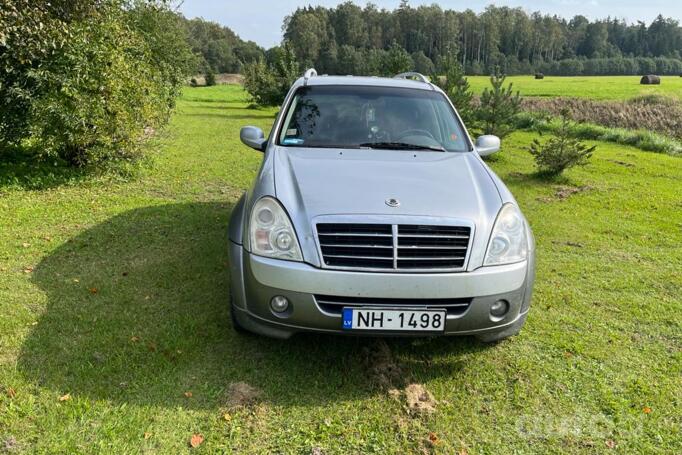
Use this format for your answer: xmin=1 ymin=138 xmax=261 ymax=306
xmin=278 ymin=85 xmax=470 ymax=152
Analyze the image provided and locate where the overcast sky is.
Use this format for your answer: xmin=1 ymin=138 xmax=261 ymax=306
xmin=178 ymin=1 xmax=682 ymax=48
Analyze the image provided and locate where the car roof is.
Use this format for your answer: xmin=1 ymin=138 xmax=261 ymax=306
xmin=293 ymin=74 xmax=437 ymax=91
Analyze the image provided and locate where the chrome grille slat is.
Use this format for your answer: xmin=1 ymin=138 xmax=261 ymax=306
xmin=316 ymin=222 xmax=471 ymax=271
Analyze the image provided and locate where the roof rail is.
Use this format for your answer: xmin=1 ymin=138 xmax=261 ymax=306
xmin=303 ymin=68 xmax=317 ymax=86
xmin=394 ymin=72 xmax=430 ymax=83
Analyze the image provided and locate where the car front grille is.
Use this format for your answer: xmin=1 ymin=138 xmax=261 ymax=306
xmin=314 ymin=295 xmax=472 ymax=315
xmin=316 ymin=223 xmax=471 ymax=271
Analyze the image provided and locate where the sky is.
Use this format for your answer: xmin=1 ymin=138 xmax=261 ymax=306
xmin=178 ymin=1 xmax=682 ymax=49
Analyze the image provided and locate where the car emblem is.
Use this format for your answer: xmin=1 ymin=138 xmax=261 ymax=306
xmin=385 ymin=198 xmax=400 ymax=208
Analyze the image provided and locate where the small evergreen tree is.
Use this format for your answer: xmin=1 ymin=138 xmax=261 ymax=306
xmin=204 ymin=69 xmax=217 ymax=86
xmin=528 ymin=109 xmax=595 ymax=176
xmin=432 ymin=51 xmax=473 ymax=122
xmin=384 ymin=41 xmax=413 ymax=75
xmin=477 ymin=68 xmax=521 ymax=138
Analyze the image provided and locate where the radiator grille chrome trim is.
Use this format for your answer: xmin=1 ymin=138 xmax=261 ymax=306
xmin=315 ymin=220 xmax=473 ymax=272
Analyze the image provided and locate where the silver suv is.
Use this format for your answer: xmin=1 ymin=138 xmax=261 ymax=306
xmin=229 ymin=70 xmax=535 ymax=342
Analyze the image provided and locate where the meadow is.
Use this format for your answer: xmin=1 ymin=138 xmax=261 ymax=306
xmin=467 ymin=75 xmax=682 ymax=100
xmin=0 ymin=84 xmax=680 ymax=453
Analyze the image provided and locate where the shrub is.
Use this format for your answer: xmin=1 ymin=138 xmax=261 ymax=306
xmin=205 ymin=69 xmax=217 ymax=86
xmin=477 ymin=68 xmax=521 ymax=138
xmin=0 ymin=0 xmax=193 ymax=168
xmin=243 ymin=42 xmax=299 ymax=107
xmin=528 ymin=110 xmax=595 ymax=176
xmin=190 ymin=78 xmax=198 ymax=87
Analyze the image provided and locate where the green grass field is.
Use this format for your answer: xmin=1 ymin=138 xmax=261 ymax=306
xmin=468 ymin=75 xmax=682 ymax=100
xmin=1 ymin=85 xmax=681 ymax=453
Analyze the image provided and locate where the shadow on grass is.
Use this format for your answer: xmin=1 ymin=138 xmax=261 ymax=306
xmin=0 ymin=146 xmax=89 ymax=191
xmin=19 ymin=202 xmax=487 ymax=409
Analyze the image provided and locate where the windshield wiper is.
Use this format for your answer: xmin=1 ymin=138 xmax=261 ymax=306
xmin=359 ymin=142 xmax=446 ymax=152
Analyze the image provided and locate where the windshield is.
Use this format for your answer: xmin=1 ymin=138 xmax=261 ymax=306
xmin=277 ymin=85 xmax=470 ymax=152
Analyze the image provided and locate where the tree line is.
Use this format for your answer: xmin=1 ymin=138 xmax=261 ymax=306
xmin=280 ymin=1 xmax=682 ymax=76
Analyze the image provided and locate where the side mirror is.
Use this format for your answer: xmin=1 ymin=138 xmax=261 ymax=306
xmin=475 ymin=135 xmax=501 ymax=157
xmin=240 ymin=126 xmax=267 ymax=152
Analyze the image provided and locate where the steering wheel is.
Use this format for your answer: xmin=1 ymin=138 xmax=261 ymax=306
xmin=395 ymin=129 xmax=436 ymax=142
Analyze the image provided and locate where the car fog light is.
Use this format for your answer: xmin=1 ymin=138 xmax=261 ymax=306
xmin=270 ymin=295 xmax=289 ymax=313
xmin=490 ymin=299 xmax=509 ymax=317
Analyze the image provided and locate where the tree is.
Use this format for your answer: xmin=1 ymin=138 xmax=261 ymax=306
xmin=384 ymin=41 xmax=413 ymax=75
xmin=477 ymin=68 xmax=521 ymax=138
xmin=432 ymin=50 xmax=473 ymax=122
xmin=528 ymin=110 xmax=595 ymax=176
xmin=243 ymin=42 xmax=300 ymax=106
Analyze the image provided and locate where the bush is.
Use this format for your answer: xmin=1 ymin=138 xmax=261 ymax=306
xmin=243 ymin=42 xmax=299 ymax=107
xmin=190 ymin=78 xmax=198 ymax=87
xmin=0 ymin=0 xmax=193 ymax=168
xmin=528 ymin=110 xmax=595 ymax=176
xmin=477 ymin=68 xmax=521 ymax=138
xmin=205 ymin=69 xmax=217 ymax=86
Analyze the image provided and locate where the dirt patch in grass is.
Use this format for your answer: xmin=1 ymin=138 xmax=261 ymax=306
xmin=403 ymin=384 xmax=437 ymax=415
xmin=3 ymin=436 xmax=18 ymax=452
xmin=538 ymin=185 xmax=594 ymax=202
xmin=225 ymin=381 xmax=262 ymax=408
xmin=361 ymin=339 xmax=403 ymax=389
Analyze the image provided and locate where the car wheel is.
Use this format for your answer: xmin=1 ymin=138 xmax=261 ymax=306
xmin=475 ymin=313 xmax=528 ymax=343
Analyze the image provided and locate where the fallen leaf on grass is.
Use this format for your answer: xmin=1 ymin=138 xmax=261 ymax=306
xmin=458 ymin=449 xmax=469 ymax=455
xmin=184 ymin=391 xmax=193 ymax=398
xmin=605 ymin=439 xmax=616 ymax=449
xmin=147 ymin=342 xmax=157 ymax=352
xmin=5 ymin=387 xmax=16 ymax=398
xmin=130 ymin=336 xmax=140 ymax=342
xmin=22 ymin=266 xmax=34 ymax=274
xmin=222 ymin=412 xmax=231 ymax=422
xmin=143 ymin=432 xmax=152 ymax=439
xmin=643 ymin=406 xmax=652 ymax=414
xmin=428 ymin=432 xmax=439 ymax=444
xmin=21 ymin=243 xmax=30 ymax=248
xmin=189 ymin=434 xmax=204 ymax=448
xmin=58 ymin=393 xmax=71 ymax=402
xmin=88 ymin=287 xmax=98 ymax=294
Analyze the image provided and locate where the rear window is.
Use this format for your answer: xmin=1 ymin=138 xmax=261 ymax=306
xmin=277 ymin=85 xmax=470 ymax=152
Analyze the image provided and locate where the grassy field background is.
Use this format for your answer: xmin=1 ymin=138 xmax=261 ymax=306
xmin=467 ymin=75 xmax=682 ymax=100
xmin=1 ymin=84 xmax=681 ymax=453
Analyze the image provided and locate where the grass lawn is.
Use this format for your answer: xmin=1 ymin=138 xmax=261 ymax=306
xmin=1 ymin=85 xmax=681 ymax=454
xmin=468 ymin=75 xmax=682 ymax=100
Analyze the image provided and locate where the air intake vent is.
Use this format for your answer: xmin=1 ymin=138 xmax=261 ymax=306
xmin=316 ymin=223 xmax=471 ymax=272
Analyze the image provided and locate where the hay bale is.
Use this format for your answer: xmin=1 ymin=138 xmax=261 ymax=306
xmin=640 ymin=75 xmax=661 ymax=85
xmin=535 ymin=73 xmax=545 ymax=80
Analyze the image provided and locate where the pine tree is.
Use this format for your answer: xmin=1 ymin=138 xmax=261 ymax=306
xmin=477 ymin=67 xmax=521 ymax=138
xmin=528 ymin=109 xmax=595 ymax=176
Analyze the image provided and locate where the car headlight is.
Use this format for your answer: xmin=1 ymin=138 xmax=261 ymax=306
xmin=249 ymin=197 xmax=302 ymax=261
xmin=484 ymin=203 xmax=528 ymax=266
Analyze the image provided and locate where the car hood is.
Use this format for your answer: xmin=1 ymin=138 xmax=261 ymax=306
xmin=272 ymin=146 xmax=505 ymax=269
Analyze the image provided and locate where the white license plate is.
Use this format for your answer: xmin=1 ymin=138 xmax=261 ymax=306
xmin=342 ymin=308 xmax=446 ymax=332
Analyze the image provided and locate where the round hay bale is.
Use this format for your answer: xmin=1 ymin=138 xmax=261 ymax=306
xmin=535 ymin=73 xmax=545 ymax=80
xmin=640 ymin=75 xmax=661 ymax=85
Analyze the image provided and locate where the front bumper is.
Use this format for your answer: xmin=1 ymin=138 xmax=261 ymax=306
xmin=229 ymin=241 xmax=534 ymax=339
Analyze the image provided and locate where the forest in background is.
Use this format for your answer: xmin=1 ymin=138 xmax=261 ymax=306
xmin=187 ymin=1 xmax=682 ymax=77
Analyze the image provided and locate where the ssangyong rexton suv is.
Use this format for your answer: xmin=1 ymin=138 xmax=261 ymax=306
xmin=228 ymin=69 xmax=535 ymax=342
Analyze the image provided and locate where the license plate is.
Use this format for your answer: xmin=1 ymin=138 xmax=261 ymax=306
xmin=342 ymin=308 xmax=446 ymax=332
